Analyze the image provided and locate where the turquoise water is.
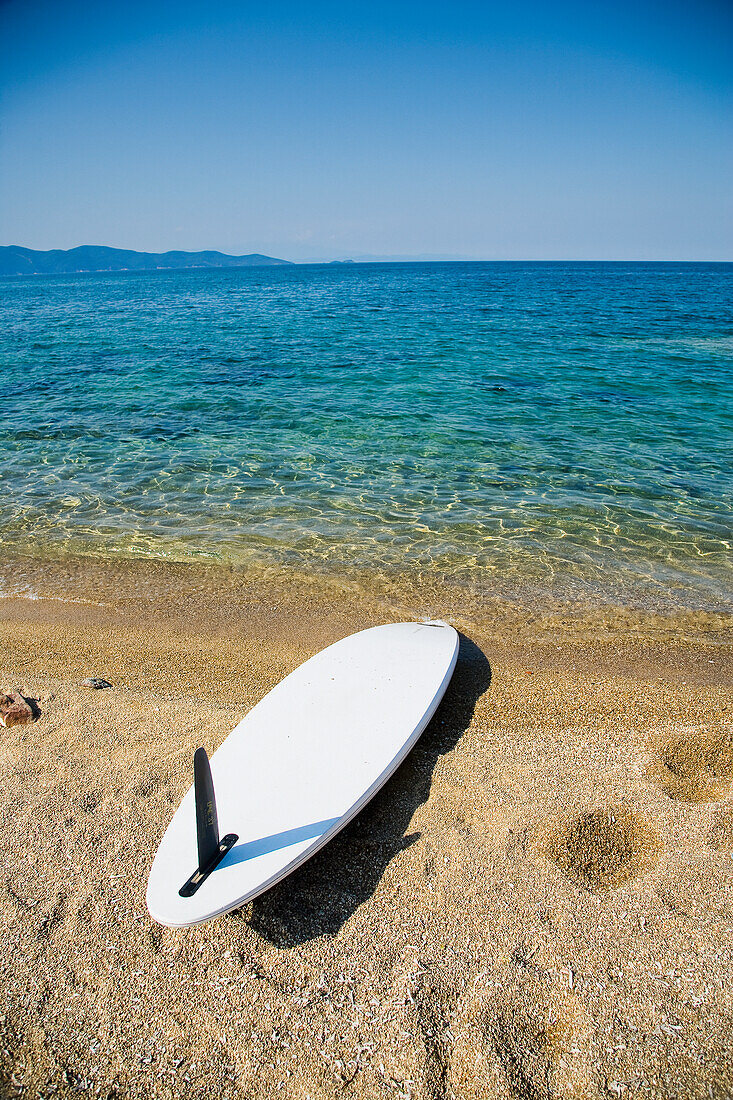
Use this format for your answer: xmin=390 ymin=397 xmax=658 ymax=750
xmin=1 ymin=262 xmax=731 ymax=609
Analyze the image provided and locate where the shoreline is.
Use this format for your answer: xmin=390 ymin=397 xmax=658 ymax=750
xmin=1 ymin=539 xmax=731 ymax=620
xmin=2 ymin=548 xmax=732 ymax=632
xmin=1 ymin=554 xmax=731 ymax=1097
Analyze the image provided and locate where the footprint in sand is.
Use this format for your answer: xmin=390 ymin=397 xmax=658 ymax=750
xmin=547 ymin=805 xmax=661 ymax=893
xmin=450 ymin=966 xmax=593 ymax=1100
xmin=652 ymin=729 xmax=733 ymax=803
xmin=486 ymin=983 xmax=592 ymax=1100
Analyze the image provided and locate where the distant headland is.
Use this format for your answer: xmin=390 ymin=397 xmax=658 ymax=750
xmin=0 ymin=245 xmax=292 ymax=277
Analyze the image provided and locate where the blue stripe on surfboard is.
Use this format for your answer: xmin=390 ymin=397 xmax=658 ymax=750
xmin=219 ymin=818 xmax=341 ymax=868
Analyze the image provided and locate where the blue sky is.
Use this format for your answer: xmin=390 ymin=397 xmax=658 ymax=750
xmin=1 ymin=0 xmax=731 ymax=260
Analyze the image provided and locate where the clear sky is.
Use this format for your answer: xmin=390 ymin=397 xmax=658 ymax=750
xmin=1 ymin=0 xmax=731 ymax=260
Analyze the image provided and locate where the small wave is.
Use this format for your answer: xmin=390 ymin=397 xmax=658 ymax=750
xmin=0 ymin=583 xmax=102 ymax=606
xmin=0 ymin=583 xmax=40 ymax=600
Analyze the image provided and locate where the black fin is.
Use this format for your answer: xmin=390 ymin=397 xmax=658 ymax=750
xmin=194 ymin=746 xmax=220 ymax=870
xmin=179 ymin=747 xmax=238 ymax=898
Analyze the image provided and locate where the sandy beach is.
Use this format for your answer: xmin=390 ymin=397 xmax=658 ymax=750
xmin=0 ymin=556 xmax=731 ymax=1099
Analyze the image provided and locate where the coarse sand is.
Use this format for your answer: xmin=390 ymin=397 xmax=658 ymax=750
xmin=0 ymin=557 xmax=731 ymax=1100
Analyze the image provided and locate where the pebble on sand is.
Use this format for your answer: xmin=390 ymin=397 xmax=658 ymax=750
xmin=0 ymin=690 xmax=35 ymax=727
xmin=82 ymin=677 xmax=113 ymax=690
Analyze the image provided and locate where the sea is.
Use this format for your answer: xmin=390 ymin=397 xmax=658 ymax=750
xmin=1 ymin=261 xmax=731 ymax=612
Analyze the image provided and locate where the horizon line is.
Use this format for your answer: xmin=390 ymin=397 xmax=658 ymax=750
xmin=1 ymin=243 xmax=731 ymax=266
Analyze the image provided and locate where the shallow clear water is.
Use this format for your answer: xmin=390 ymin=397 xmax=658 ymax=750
xmin=1 ymin=262 xmax=731 ymax=609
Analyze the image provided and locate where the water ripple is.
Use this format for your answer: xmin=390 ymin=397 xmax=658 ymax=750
xmin=0 ymin=262 xmax=731 ymax=610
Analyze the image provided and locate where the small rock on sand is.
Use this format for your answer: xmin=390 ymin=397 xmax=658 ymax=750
xmin=82 ymin=677 xmax=113 ymax=690
xmin=0 ymin=690 xmax=35 ymax=727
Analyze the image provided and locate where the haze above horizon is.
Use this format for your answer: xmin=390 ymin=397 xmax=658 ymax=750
xmin=1 ymin=0 xmax=731 ymax=261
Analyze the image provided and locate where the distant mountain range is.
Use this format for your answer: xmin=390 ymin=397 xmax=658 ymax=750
xmin=0 ymin=245 xmax=292 ymax=277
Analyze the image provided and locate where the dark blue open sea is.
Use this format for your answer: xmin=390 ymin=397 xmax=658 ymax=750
xmin=1 ymin=262 xmax=731 ymax=611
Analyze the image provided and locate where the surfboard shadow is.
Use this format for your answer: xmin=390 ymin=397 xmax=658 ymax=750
xmin=241 ymin=632 xmax=491 ymax=946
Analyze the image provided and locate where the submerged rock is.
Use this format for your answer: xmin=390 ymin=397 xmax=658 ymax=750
xmin=0 ymin=690 xmax=35 ymax=727
xmin=82 ymin=677 xmax=113 ymax=690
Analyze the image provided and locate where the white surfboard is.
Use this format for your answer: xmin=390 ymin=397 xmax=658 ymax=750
xmin=146 ymin=620 xmax=459 ymax=927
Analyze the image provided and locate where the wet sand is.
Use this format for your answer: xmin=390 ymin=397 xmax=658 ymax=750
xmin=0 ymin=557 xmax=731 ymax=1099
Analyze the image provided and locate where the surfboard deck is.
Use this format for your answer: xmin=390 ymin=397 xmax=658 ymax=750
xmin=146 ymin=620 xmax=459 ymax=927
